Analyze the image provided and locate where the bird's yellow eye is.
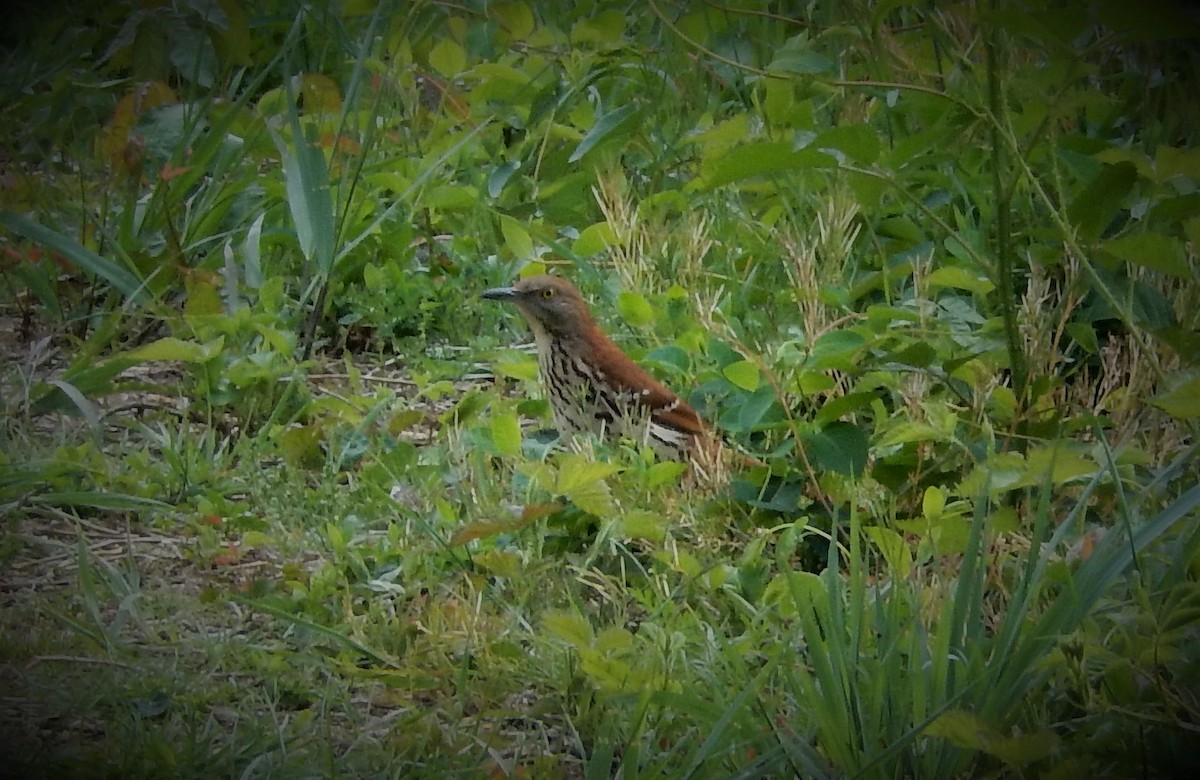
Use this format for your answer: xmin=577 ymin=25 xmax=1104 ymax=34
xmin=540 ymin=288 xmax=555 ymax=300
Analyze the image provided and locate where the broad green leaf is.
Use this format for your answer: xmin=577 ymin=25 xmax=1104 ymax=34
xmin=1016 ymin=445 xmax=1096 ymax=488
xmin=124 ymin=337 xmax=223 ymax=363
xmin=722 ymin=360 xmax=761 ymax=392
xmin=542 ymin=608 xmax=594 ymax=649
xmin=492 ymin=352 xmax=538 ymax=382
xmin=618 ymin=511 xmax=666 ymax=541
xmin=491 ymin=408 xmax=522 ymax=456
xmin=927 ymin=709 xmax=1059 ymax=767
xmin=877 ymin=421 xmax=951 ymax=447
xmin=732 ymin=384 xmax=780 ymax=432
xmin=685 ymin=113 xmax=751 ymax=154
xmin=556 ymin=456 xmax=622 ymax=493
xmin=1150 ymin=376 xmax=1200 ymax=418
xmin=806 ymin=421 xmax=869 ymax=477
xmin=573 ymin=221 xmax=618 ymax=255
xmin=0 ymin=212 xmax=146 ymax=302
xmin=814 ymin=124 xmax=879 ymax=164
xmin=493 ymin=1 xmax=535 ymax=40
xmin=487 ymin=161 xmax=521 ymax=198
xmin=428 ymin=39 xmax=466 ymax=76
xmin=282 ymin=133 xmax=335 ymax=271
xmin=768 ymin=33 xmax=834 ymax=74
xmin=499 ymin=214 xmax=534 ymax=259
xmin=814 ymin=390 xmax=880 ymax=426
xmin=927 ymin=265 xmax=995 ymax=295
xmin=569 ymin=103 xmax=640 ymax=163
xmin=763 ymin=571 xmax=826 ymax=617
xmin=697 ymin=141 xmax=835 ymax=189
xmin=646 ymin=460 xmax=688 ymax=488
xmin=922 ymin=486 xmax=947 ymax=519
xmin=475 ymin=549 xmax=521 ymax=577
xmin=864 ymin=526 xmax=912 ymax=578
xmin=618 ymin=291 xmax=654 ymax=327
xmin=1101 ymin=232 xmax=1189 ymax=277
xmin=808 ymin=330 xmax=866 ymax=369
xmin=1156 ymin=144 xmax=1200 ymax=182
xmin=1066 ymin=161 xmax=1137 ymax=240
xmin=296 ymin=74 xmax=341 ymax=114
xmin=571 ymin=9 xmax=626 ymax=45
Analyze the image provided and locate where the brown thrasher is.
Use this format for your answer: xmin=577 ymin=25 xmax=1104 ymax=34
xmin=482 ymin=274 xmax=719 ymax=465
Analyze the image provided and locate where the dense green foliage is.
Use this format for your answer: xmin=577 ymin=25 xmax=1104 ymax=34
xmin=2 ymin=1 xmax=1198 ymax=777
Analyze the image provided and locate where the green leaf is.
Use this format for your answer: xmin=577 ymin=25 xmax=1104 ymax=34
xmin=768 ymin=33 xmax=835 ymax=75
xmin=282 ymin=133 xmax=335 ymax=271
xmin=1150 ymin=376 xmax=1200 ymax=418
xmin=618 ymin=291 xmax=654 ymax=327
xmin=697 ymin=141 xmax=835 ymax=189
xmin=806 ymin=421 xmax=869 ymax=477
xmin=922 ymin=486 xmax=947 ymax=519
xmin=927 ymin=265 xmax=995 ymax=295
xmin=618 ymin=511 xmax=666 ymax=541
xmin=491 ymin=408 xmax=523 ymax=456
xmin=814 ymin=124 xmax=879 ymax=164
xmin=571 ymin=9 xmax=626 ymax=45
xmin=808 ymin=330 xmax=866 ymax=370
xmin=1101 ymin=232 xmax=1189 ymax=277
xmin=487 ymin=161 xmax=521 ymax=198
xmin=569 ymin=103 xmax=640 ymax=163
xmin=573 ymin=221 xmax=618 ymax=256
xmin=0 ymin=212 xmax=146 ymax=302
xmin=542 ymin=608 xmax=594 ymax=649
xmin=500 ymin=214 xmax=534 ymax=259
xmin=34 ymin=492 xmax=171 ymax=511
xmin=1067 ymin=161 xmax=1137 ymax=240
xmin=124 ymin=337 xmax=223 ymax=363
xmin=493 ymin=1 xmax=535 ymax=40
xmin=864 ymin=526 xmax=912 ymax=578
xmin=428 ymin=39 xmax=466 ymax=76
xmin=722 ymin=360 xmax=761 ymax=392
xmin=556 ymin=455 xmax=621 ymax=516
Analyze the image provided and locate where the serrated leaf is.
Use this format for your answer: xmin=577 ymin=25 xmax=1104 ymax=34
xmin=722 ymin=359 xmax=761 ymax=392
xmin=542 ymin=608 xmax=593 ymax=649
xmin=618 ymin=511 xmax=666 ymax=541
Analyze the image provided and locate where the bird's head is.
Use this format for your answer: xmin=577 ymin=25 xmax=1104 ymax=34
xmin=481 ymin=275 xmax=595 ymax=340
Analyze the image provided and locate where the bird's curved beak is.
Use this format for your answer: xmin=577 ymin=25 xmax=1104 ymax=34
xmin=481 ymin=286 xmax=518 ymax=301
